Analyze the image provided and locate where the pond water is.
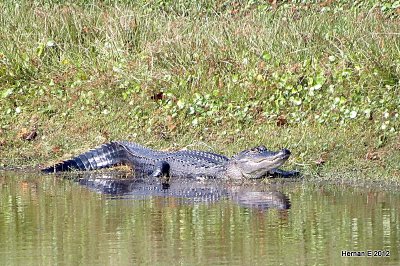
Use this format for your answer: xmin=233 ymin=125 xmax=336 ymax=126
xmin=0 ymin=170 xmax=399 ymax=265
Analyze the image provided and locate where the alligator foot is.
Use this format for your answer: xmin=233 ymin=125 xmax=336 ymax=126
xmin=151 ymin=161 xmax=171 ymax=184
xmin=268 ymin=168 xmax=301 ymax=178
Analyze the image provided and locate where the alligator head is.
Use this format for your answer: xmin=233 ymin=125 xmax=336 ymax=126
xmin=226 ymin=145 xmax=291 ymax=179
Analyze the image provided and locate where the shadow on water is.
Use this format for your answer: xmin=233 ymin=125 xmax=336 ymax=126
xmin=1 ymin=170 xmax=400 ymax=265
xmin=72 ymin=171 xmax=291 ymax=211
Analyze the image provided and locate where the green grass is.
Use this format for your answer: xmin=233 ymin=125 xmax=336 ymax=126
xmin=0 ymin=0 xmax=399 ymax=183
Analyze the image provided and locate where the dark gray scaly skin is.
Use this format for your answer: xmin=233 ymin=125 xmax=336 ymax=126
xmin=42 ymin=141 xmax=299 ymax=179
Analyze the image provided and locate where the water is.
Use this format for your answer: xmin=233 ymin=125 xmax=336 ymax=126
xmin=0 ymin=171 xmax=399 ymax=265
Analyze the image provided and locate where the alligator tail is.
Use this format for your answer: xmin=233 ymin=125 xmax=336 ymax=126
xmin=41 ymin=142 xmax=129 ymax=173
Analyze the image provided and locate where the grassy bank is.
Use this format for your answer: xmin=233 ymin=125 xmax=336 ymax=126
xmin=0 ymin=1 xmax=399 ymax=182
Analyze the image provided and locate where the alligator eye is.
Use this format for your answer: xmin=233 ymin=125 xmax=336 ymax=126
xmin=249 ymin=146 xmax=267 ymax=152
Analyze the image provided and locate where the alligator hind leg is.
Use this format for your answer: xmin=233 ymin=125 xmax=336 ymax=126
xmin=150 ymin=161 xmax=171 ymax=187
xmin=151 ymin=161 xmax=171 ymax=182
xmin=269 ymin=168 xmax=300 ymax=178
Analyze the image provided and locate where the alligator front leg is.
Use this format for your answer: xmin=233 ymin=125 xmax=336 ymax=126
xmin=268 ymin=168 xmax=300 ymax=178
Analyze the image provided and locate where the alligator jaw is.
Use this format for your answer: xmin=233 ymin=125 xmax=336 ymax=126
xmin=227 ymin=148 xmax=292 ymax=179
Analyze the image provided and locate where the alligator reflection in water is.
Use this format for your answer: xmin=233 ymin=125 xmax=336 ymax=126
xmin=73 ymin=172 xmax=290 ymax=210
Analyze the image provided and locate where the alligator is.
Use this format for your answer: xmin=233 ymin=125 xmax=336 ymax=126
xmin=42 ymin=141 xmax=299 ymax=179
xmin=74 ymin=172 xmax=291 ymax=210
